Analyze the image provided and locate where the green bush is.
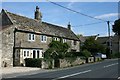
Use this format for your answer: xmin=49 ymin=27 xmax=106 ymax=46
xmin=81 ymin=50 xmax=91 ymax=58
xmin=111 ymin=52 xmax=120 ymax=58
xmin=44 ymin=41 xmax=70 ymax=59
xmin=65 ymin=52 xmax=84 ymax=58
xmin=25 ymin=58 xmax=42 ymax=67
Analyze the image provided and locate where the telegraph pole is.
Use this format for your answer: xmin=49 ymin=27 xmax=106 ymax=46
xmin=107 ymin=21 xmax=111 ymax=57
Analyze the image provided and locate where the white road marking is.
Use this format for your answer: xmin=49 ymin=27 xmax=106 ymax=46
xmin=104 ymin=63 xmax=118 ymax=68
xmin=53 ymin=70 xmax=92 ymax=80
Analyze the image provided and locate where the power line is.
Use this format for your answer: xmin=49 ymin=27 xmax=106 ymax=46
xmin=72 ymin=21 xmax=105 ymax=27
xmin=46 ymin=0 xmax=107 ymax=22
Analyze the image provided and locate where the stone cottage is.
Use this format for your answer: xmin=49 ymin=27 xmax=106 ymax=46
xmin=79 ymin=34 xmax=120 ymax=54
xmin=0 ymin=6 xmax=80 ymax=67
xmin=97 ymin=35 xmax=120 ymax=54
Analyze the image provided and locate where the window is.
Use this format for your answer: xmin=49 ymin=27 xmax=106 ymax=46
xmin=27 ymin=51 xmax=29 ymax=56
xmin=37 ymin=50 xmax=39 ymax=58
xmin=24 ymin=51 xmax=26 ymax=57
xmin=54 ymin=37 xmax=59 ymax=41
xmin=63 ymin=39 xmax=67 ymax=43
xmin=74 ymin=40 xmax=77 ymax=45
xmin=23 ymin=50 xmax=30 ymax=59
xmin=41 ymin=35 xmax=47 ymax=42
xmin=28 ymin=34 xmax=35 ymax=41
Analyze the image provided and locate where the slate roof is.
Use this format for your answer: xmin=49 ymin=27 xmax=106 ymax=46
xmin=97 ymin=36 xmax=119 ymax=44
xmin=1 ymin=9 xmax=79 ymax=40
xmin=97 ymin=37 xmax=109 ymax=44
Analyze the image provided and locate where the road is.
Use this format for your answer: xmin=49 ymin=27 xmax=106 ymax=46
xmin=2 ymin=59 xmax=120 ymax=80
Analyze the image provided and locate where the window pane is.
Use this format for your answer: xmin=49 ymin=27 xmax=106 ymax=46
xmin=41 ymin=35 xmax=44 ymax=41
xmin=37 ymin=50 xmax=39 ymax=58
xmin=74 ymin=41 xmax=77 ymax=45
xmin=44 ymin=36 xmax=46 ymax=41
xmin=32 ymin=34 xmax=34 ymax=40
xmin=24 ymin=51 xmax=26 ymax=57
xmin=27 ymin=51 xmax=29 ymax=56
xmin=29 ymin=34 xmax=31 ymax=40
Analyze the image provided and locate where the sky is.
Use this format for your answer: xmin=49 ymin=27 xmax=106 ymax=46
xmin=1 ymin=2 xmax=119 ymax=37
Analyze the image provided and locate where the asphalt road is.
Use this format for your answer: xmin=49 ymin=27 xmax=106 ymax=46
xmin=2 ymin=59 xmax=120 ymax=80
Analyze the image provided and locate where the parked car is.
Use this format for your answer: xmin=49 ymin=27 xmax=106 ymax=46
xmin=95 ymin=53 xmax=107 ymax=59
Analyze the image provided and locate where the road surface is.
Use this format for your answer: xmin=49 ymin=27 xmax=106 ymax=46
xmin=2 ymin=59 xmax=120 ymax=80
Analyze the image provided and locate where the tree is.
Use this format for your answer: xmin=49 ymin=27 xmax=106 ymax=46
xmin=112 ymin=19 xmax=120 ymax=55
xmin=81 ymin=49 xmax=91 ymax=58
xmin=44 ymin=40 xmax=70 ymax=59
xmin=82 ymin=37 xmax=106 ymax=55
xmin=112 ymin=19 xmax=120 ymax=36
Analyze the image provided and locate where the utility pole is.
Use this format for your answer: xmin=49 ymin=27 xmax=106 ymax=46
xmin=107 ymin=21 xmax=111 ymax=57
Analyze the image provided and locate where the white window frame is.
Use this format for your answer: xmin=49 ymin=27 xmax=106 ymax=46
xmin=54 ymin=37 xmax=59 ymax=41
xmin=23 ymin=50 xmax=30 ymax=59
xmin=32 ymin=49 xmax=43 ymax=58
xmin=40 ymin=35 xmax=47 ymax=43
xmin=63 ymin=39 xmax=67 ymax=43
xmin=28 ymin=34 xmax=35 ymax=41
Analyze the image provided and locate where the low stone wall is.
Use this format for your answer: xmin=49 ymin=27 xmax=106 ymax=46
xmin=94 ymin=57 xmax=102 ymax=62
xmin=41 ymin=59 xmax=54 ymax=69
xmin=87 ymin=57 xmax=94 ymax=63
xmin=58 ymin=57 xmax=86 ymax=68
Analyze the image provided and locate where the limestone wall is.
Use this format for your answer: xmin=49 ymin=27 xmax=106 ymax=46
xmin=58 ymin=57 xmax=86 ymax=68
xmin=2 ymin=25 xmax=15 ymax=67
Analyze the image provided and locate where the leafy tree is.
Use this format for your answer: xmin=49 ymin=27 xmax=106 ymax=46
xmin=112 ymin=19 xmax=120 ymax=36
xmin=44 ymin=40 xmax=70 ymax=59
xmin=82 ymin=37 xmax=106 ymax=55
xmin=112 ymin=19 xmax=120 ymax=56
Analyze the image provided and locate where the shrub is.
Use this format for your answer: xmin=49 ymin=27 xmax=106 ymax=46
xmin=65 ymin=52 xmax=85 ymax=58
xmin=81 ymin=50 xmax=91 ymax=58
xmin=25 ymin=58 xmax=42 ymax=67
xmin=44 ymin=41 xmax=70 ymax=59
xmin=111 ymin=52 xmax=120 ymax=58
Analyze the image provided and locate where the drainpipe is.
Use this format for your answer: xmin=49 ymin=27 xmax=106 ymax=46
xmin=13 ymin=28 xmax=16 ymax=66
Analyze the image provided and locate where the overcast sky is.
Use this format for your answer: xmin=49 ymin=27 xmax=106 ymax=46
xmin=2 ymin=2 xmax=119 ymax=36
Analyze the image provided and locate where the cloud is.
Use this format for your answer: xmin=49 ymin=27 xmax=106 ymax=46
xmin=95 ymin=13 xmax=119 ymax=19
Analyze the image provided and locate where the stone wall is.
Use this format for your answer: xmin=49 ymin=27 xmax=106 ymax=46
xmin=15 ymin=31 xmax=80 ymax=52
xmin=94 ymin=57 xmax=102 ymax=62
xmin=58 ymin=57 xmax=86 ymax=68
xmin=87 ymin=57 xmax=94 ymax=63
xmin=2 ymin=25 xmax=15 ymax=67
xmin=41 ymin=59 xmax=54 ymax=69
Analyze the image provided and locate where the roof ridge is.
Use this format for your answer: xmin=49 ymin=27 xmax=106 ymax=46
xmin=5 ymin=9 xmax=69 ymax=30
xmin=4 ymin=9 xmax=40 ymax=23
xmin=42 ymin=21 xmax=68 ymax=30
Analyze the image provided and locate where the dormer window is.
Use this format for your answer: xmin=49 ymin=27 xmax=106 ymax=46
xmin=28 ymin=34 xmax=35 ymax=41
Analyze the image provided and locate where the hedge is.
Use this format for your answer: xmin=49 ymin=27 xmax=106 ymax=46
xmin=25 ymin=58 xmax=42 ymax=67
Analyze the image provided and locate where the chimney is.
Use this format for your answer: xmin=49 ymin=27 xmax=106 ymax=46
xmin=67 ymin=22 xmax=71 ymax=30
xmin=34 ymin=6 xmax=42 ymax=21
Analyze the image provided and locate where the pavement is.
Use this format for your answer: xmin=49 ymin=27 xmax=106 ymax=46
xmin=1 ymin=67 xmax=50 ymax=78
